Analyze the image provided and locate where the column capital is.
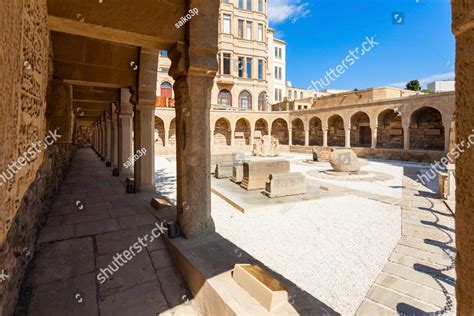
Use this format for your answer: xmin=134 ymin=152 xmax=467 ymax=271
xmin=168 ymin=41 xmax=218 ymax=80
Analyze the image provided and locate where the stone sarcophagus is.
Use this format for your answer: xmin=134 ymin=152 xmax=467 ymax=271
xmin=241 ymin=160 xmax=290 ymax=190
xmin=264 ymin=172 xmax=306 ymax=198
xmin=231 ymin=164 xmax=244 ymax=183
xmin=215 ymin=161 xmax=237 ymax=179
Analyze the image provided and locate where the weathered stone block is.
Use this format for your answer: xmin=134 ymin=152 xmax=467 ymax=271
xmin=231 ymin=164 xmax=244 ymax=183
xmin=264 ymin=173 xmax=306 ymax=198
xmin=329 ymin=149 xmax=361 ymax=173
xmin=241 ymin=160 xmax=290 ymax=191
xmin=215 ymin=162 xmax=235 ymax=179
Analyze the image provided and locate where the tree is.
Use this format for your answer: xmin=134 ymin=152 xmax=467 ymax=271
xmin=406 ymin=80 xmax=421 ymax=91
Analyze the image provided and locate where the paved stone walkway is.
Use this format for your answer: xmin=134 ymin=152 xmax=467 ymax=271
xmin=16 ymin=148 xmax=197 ymax=316
xmin=356 ymin=168 xmax=456 ymax=315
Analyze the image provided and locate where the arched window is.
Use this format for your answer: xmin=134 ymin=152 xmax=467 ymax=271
xmin=258 ymin=92 xmax=267 ymax=111
xmin=239 ymin=91 xmax=252 ymax=110
xmin=218 ymin=89 xmax=232 ymax=107
xmin=160 ymin=82 xmax=173 ymax=99
xmin=288 ymin=90 xmax=292 ymax=99
xmin=294 ymin=91 xmax=297 ymax=100
xmin=300 ymin=92 xmax=304 ymax=99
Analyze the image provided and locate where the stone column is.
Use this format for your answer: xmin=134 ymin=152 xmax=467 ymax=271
xmin=371 ymin=126 xmax=378 ymax=149
xmin=133 ymin=102 xmax=155 ymax=191
xmin=105 ymin=114 xmax=112 ymax=162
xmin=345 ymin=127 xmax=351 ymax=148
xmin=323 ymin=128 xmax=328 ymax=147
xmin=111 ymin=104 xmax=119 ymax=166
xmin=249 ymin=129 xmax=254 ymax=147
xmin=452 ymin=1 xmax=474 ymax=313
xmin=402 ymin=123 xmax=410 ymax=151
xmin=164 ymin=127 xmax=170 ymax=147
xmin=230 ymin=128 xmax=235 ymax=146
xmin=100 ymin=119 xmax=105 ymax=156
xmin=442 ymin=116 xmax=452 ymax=152
xmin=288 ymin=128 xmax=293 ymax=146
xmin=169 ymin=41 xmax=216 ymax=238
xmin=118 ymin=89 xmax=134 ymax=176
xmin=304 ymin=129 xmax=309 ymax=146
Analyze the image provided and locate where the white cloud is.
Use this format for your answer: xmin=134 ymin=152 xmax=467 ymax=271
xmin=388 ymin=71 xmax=455 ymax=89
xmin=268 ymin=0 xmax=311 ymax=24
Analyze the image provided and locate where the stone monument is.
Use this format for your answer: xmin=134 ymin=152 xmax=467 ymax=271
xmin=252 ymin=135 xmax=279 ymax=157
xmin=329 ymin=149 xmax=361 ymax=173
xmin=264 ymin=172 xmax=306 ymax=198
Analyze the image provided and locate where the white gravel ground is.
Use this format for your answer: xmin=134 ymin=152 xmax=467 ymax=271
xmin=155 ymin=154 xmax=403 ymax=315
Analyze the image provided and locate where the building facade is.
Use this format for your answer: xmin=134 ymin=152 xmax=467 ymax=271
xmin=157 ymin=0 xmax=292 ymax=111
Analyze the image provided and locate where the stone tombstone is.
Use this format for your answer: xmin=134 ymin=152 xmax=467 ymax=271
xmin=252 ymin=134 xmax=279 ymax=157
xmin=241 ymin=160 xmax=290 ymax=190
xmin=329 ymin=149 xmax=361 ymax=173
xmin=312 ymin=147 xmax=322 ymax=162
xmin=265 ymin=172 xmax=306 ymax=198
xmin=231 ymin=164 xmax=244 ymax=183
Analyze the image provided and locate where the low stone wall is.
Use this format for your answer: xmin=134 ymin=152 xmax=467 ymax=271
xmin=290 ymin=146 xmax=446 ymax=163
xmin=0 ymin=144 xmax=75 ymax=316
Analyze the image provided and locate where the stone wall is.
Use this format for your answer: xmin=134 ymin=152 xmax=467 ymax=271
xmin=409 ymin=107 xmax=445 ymax=150
xmin=290 ymin=146 xmax=446 ymax=163
xmin=1 ymin=144 xmax=75 ymax=315
xmin=271 ymin=119 xmax=289 ymax=145
xmin=453 ymin=0 xmax=474 ymax=313
xmin=0 ymin=1 xmax=78 ymax=314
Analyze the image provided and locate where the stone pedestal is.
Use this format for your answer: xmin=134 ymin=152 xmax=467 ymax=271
xmin=232 ymin=165 xmax=244 ymax=183
xmin=241 ymin=160 xmax=290 ymax=191
xmin=264 ymin=172 xmax=306 ymax=198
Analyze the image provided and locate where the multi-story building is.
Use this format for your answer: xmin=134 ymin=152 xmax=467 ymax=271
xmin=157 ymin=0 xmax=285 ymax=111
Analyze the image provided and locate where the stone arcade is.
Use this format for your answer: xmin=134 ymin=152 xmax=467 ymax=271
xmin=1 ymin=0 xmax=474 ymax=315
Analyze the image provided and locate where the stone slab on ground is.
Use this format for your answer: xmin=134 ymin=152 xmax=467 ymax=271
xmin=211 ymin=178 xmax=335 ymax=213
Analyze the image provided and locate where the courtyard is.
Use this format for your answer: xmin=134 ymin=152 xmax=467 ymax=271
xmin=154 ymin=152 xmax=456 ymax=315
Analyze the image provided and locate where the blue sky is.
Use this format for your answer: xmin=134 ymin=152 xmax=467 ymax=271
xmin=268 ymin=0 xmax=455 ymax=90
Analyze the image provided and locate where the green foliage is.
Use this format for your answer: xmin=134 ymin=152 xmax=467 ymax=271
xmin=406 ymin=80 xmax=421 ymax=91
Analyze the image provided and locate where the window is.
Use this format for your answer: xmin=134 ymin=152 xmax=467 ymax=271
xmin=160 ymin=82 xmax=173 ymax=99
xmin=258 ymin=59 xmax=264 ymax=80
xmin=300 ymin=92 xmax=304 ymax=99
xmin=238 ymin=57 xmax=244 ymax=77
xmin=238 ymin=0 xmax=244 ymax=9
xmin=159 ymin=67 xmax=169 ymax=73
xmin=275 ymin=47 xmax=282 ymax=59
xmin=288 ymin=90 xmax=292 ymax=99
xmin=238 ymin=20 xmax=244 ymax=39
xmin=239 ymin=91 xmax=252 ymax=110
xmin=258 ymin=92 xmax=267 ymax=111
xmin=258 ymin=0 xmax=263 ymax=12
xmin=294 ymin=91 xmax=297 ymax=99
xmin=223 ymin=53 xmax=231 ymax=75
xmin=257 ymin=24 xmax=263 ymax=41
xmin=274 ymin=88 xmax=282 ymax=102
xmin=246 ymin=21 xmax=252 ymax=40
xmin=246 ymin=57 xmax=252 ymax=78
xmin=246 ymin=0 xmax=252 ymax=10
xmin=274 ymin=66 xmax=282 ymax=80
xmin=218 ymin=89 xmax=232 ymax=107
xmin=223 ymin=15 xmax=231 ymax=34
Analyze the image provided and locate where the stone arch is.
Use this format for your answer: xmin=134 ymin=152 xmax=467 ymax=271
xmin=271 ymin=118 xmax=289 ymax=145
xmin=309 ymin=116 xmax=323 ymax=146
xmin=218 ymin=89 xmax=232 ymax=108
xmin=409 ymin=106 xmax=444 ymax=150
xmin=160 ymin=81 xmax=173 ymax=98
xmin=327 ymin=114 xmax=345 ymax=147
xmin=214 ymin=117 xmax=232 ymax=146
xmin=235 ymin=118 xmax=251 ymax=145
xmin=238 ymin=90 xmax=252 ymax=110
xmin=377 ymin=109 xmax=403 ymax=149
xmin=291 ymin=118 xmax=305 ymax=145
xmin=169 ymin=118 xmax=176 ymax=146
xmin=155 ymin=117 xmax=165 ymax=146
xmin=350 ymin=111 xmax=371 ymax=147
xmin=255 ymin=118 xmax=269 ymax=138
